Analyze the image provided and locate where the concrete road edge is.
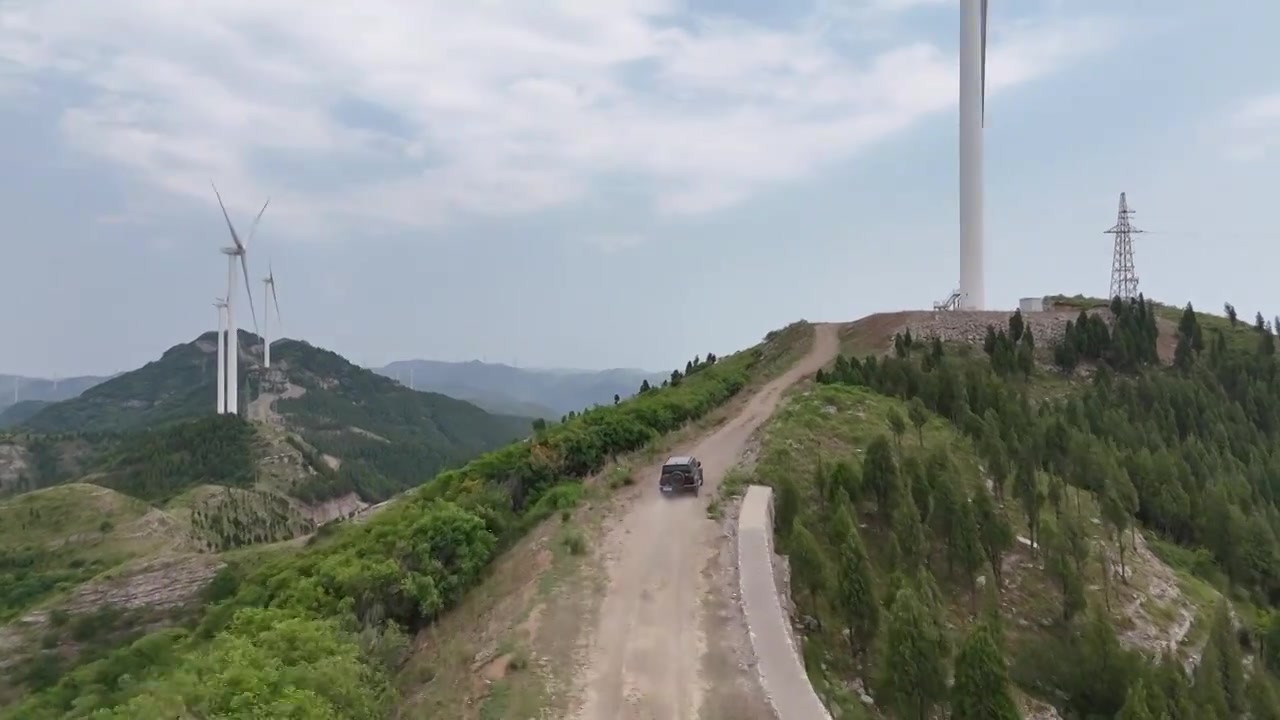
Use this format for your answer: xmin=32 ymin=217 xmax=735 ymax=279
xmin=737 ymin=484 xmax=833 ymax=720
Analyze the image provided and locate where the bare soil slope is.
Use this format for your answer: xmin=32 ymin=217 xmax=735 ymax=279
xmin=570 ymin=323 xmax=839 ymax=720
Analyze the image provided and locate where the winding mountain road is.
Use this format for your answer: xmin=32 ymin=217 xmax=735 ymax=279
xmin=570 ymin=323 xmax=839 ymax=720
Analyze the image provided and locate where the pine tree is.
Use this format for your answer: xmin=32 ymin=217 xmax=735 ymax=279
xmin=774 ymin=474 xmax=800 ymax=538
xmin=1014 ymin=453 xmax=1043 ymax=550
xmin=951 ymin=621 xmax=1020 ymax=720
xmin=1174 ymin=331 xmax=1195 ymax=371
xmin=888 ymin=408 xmax=908 ymax=455
xmin=1041 ymin=515 xmax=1087 ymax=622
xmin=1101 ymin=464 xmax=1138 ymax=581
xmin=1008 ymin=309 xmax=1025 ymax=344
xmin=931 ymin=470 xmax=962 ymax=571
xmin=974 ymin=489 xmax=1014 ymax=589
xmin=863 ymin=435 xmax=900 ymax=520
xmin=829 ymin=459 xmax=861 ymax=505
xmin=832 ymin=507 xmax=878 ymax=664
xmin=980 ymin=416 xmax=1010 ymax=501
xmin=1194 ymin=632 xmax=1231 ymax=719
xmin=1154 ymin=652 xmax=1196 ymax=720
xmin=890 ymin=484 xmax=928 ymax=572
xmin=789 ymin=521 xmax=830 ymax=624
xmin=1117 ymin=679 xmax=1154 ymax=720
xmin=953 ymin=498 xmax=985 ymax=609
xmin=879 ymin=586 xmax=950 ymax=720
xmin=908 ymin=397 xmax=928 ymax=446
xmin=1249 ymin=668 xmax=1280 ymax=720
xmin=1209 ymin=599 xmax=1246 ymax=714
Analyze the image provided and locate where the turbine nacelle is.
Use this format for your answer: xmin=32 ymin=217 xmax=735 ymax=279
xmin=211 ymin=181 xmax=266 ymax=334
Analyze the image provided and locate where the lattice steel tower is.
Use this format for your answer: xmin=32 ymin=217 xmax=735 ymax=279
xmin=1105 ymin=192 xmax=1144 ymax=301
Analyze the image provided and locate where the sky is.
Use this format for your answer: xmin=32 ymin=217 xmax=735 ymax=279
xmin=2 ymin=0 xmax=1278 ymax=378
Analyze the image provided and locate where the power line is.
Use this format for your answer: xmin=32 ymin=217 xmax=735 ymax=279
xmin=1142 ymin=230 xmax=1280 ymax=241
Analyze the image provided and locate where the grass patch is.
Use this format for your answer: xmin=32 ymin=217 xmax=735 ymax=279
xmin=605 ymin=465 xmax=634 ymax=489
xmin=719 ymin=467 xmax=752 ymax=499
xmin=754 ymin=384 xmax=984 ymax=494
xmin=558 ymin=526 xmax=587 ymax=556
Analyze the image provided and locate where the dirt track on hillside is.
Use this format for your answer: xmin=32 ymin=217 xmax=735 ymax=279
xmin=570 ymin=323 xmax=839 ymax=720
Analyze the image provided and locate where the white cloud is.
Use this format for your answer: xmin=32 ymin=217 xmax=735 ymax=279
xmin=0 ymin=0 xmax=1119 ymax=241
xmin=1224 ymin=92 xmax=1280 ymax=161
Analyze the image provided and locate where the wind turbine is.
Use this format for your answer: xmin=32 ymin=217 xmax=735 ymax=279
xmin=262 ymin=263 xmax=281 ymax=369
xmin=958 ymin=0 xmax=989 ymax=310
xmin=211 ymin=183 xmax=266 ymax=416
xmin=214 ymin=297 xmax=228 ymax=413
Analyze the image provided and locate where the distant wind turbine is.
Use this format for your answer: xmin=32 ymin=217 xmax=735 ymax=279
xmin=958 ymin=0 xmax=989 ymax=310
xmin=211 ymin=183 xmax=266 ymax=416
xmin=262 ymin=263 xmax=281 ymax=368
xmin=214 ymin=297 xmax=228 ymax=413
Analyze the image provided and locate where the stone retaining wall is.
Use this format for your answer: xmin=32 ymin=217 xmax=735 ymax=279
xmin=876 ymin=308 xmax=1111 ymax=355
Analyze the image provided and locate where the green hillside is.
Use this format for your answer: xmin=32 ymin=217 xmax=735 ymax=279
xmin=0 ymin=401 xmax=53 ymax=428
xmin=0 ymin=484 xmax=174 ymax=623
xmin=12 ymin=333 xmax=533 ymax=503
xmin=268 ymin=340 xmax=533 ymax=502
xmin=90 ymin=415 xmax=257 ymax=503
xmin=19 ymin=336 xmax=222 ymax=434
xmin=1 ymin=324 xmax=801 ymax=719
xmin=745 ymin=298 xmax=1280 ymax=720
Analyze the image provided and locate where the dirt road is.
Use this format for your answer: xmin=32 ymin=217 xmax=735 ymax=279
xmin=571 ymin=323 xmax=839 ymax=720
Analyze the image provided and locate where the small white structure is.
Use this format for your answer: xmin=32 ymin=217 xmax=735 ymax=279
xmin=1019 ymin=297 xmax=1046 ymax=313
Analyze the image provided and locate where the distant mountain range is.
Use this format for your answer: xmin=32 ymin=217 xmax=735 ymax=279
xmin=3 ymin=332 xmax=533 ymax=503
xmin=2 ymin=351 xmax=669 ymax=431
xmin=0 ymin=373 xmax=113 ymax=413
xmin=375 ymin=359 xmax=669 ymax=419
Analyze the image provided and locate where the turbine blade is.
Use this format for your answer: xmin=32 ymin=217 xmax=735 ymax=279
xmin=240 ymin=255 xmax=260 ymax=335
xmin=244 ymin=198 xmax=270 ymax=247
xmin=271 ymin=280 xmax=281 ymax=326
xmin=980 ymin=0 xmax=988 ymax=128
xmin=211 ymin=181 xmax=244 ymax=248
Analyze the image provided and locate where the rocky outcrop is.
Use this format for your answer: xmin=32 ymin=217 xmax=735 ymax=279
xmin=304 ymin=492 xmax=368 ymax=524
xmin=60 ymin=554 xmax=224 ymax=614
xmin=0 ymin=442 xmax=30 ymax=493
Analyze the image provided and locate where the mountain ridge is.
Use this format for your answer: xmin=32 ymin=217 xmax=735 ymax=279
xmin=0 ymin=374 xmax=113 ymax=414
xmin=376 ymin=357 xmax=668 ymax=419
xmin=8 ymin=332 xmax=534 ymax=505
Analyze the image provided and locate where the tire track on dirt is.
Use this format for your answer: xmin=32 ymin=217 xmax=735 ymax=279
xmin=571 ymin=323 xmax=839 ymax=720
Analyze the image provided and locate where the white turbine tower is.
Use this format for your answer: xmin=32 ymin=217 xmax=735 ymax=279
xmin=214 ymin=297 xmax=228 ymax=413
xmin=958 ymin=0 xmax=989 ymax=310
xmin=212 ymin=183 xmax=266 ymax=416
xmin=262 ymin=264 xmax=281 ymax=368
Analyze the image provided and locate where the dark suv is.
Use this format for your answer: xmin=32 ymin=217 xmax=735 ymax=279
xmin=659 ymin=455 xmax=704 ymax=496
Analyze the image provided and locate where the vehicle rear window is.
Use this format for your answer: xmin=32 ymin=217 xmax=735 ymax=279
xmin=662 ymin=464 xmax=689 ymax=474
